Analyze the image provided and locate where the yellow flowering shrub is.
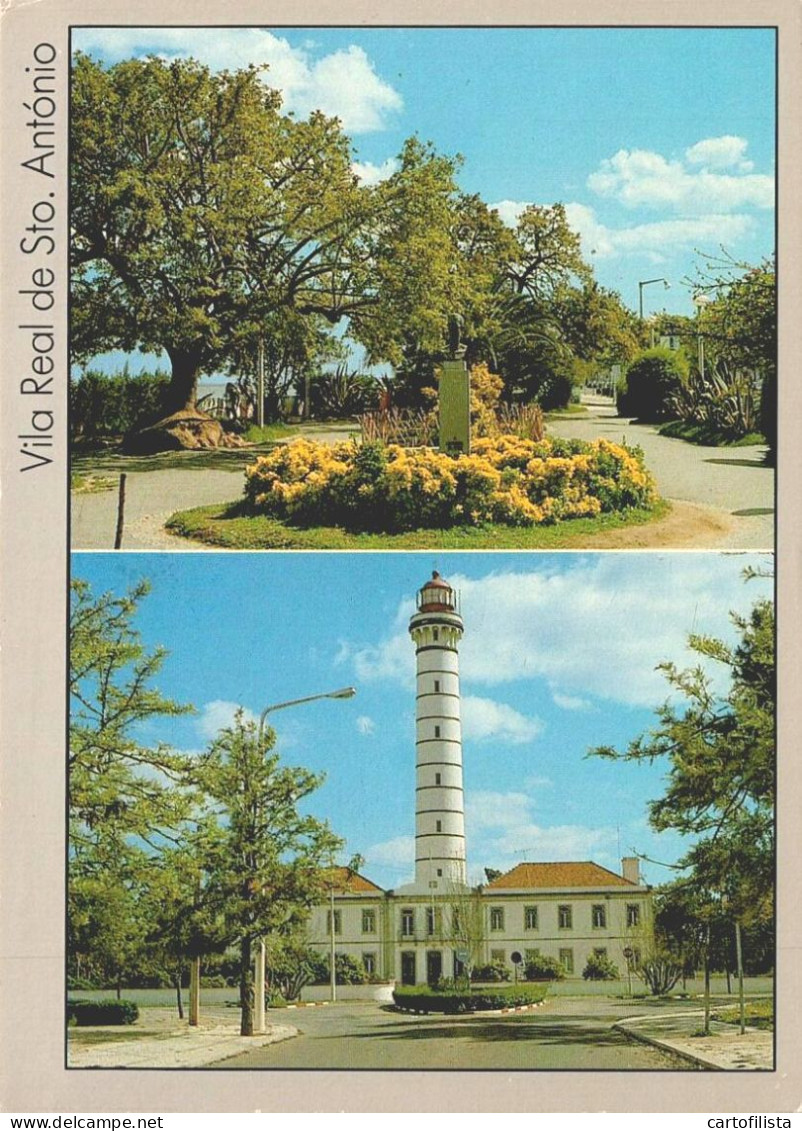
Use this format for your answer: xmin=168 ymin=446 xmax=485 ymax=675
xmin=244 ymin=434 xmax=657 ymax=531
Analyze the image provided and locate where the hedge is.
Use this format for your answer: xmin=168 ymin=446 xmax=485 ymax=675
xmin=392 ymin=983 xmax=548 ymax=1014
xmin=67 ymin=999 xmax=139 ymax=1026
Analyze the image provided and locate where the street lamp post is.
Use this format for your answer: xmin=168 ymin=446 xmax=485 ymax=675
xmin=638 ymin=277 xmax=670 ymax=321
xmin=693 ymin=292 xmax=712 ymax=381
xmin=252 ymin=685 xmax=356 ymax=1034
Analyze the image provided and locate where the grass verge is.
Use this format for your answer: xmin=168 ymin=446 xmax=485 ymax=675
xmin=165 ymin=500 xmax=669 ymax=550
xmin=658 ymin=420 xmax=766 ymax=448
xmin=711 ymin=999 xmax=773 ymax=1031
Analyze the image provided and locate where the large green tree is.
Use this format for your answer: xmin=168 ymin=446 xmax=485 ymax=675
xmin=191 ymin=713 xmax=342 ymax=1035
xmin=591 ymin=592 xmax=774 ymax=930
xmin=69 ymin=578 xmax=194 ymax=986
xmin=71 ymin=56 xmax=467 ymax=437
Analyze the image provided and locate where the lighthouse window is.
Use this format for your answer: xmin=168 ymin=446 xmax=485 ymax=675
xmin=433 ymin=629 xmax=439 ymax=641
xmin=435 ymin=773 xmax=441 ymax=785
xmin=434 ymin=725 xmax=441 ymax=738
xmin=434 ymin=680 xmax=440 ymax=692
xmin=436 ymin=820 xmax=442 ymax=832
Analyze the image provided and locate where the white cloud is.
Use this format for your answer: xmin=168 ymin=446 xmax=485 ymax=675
xmin=349 ymin=557 xmax=772 ymax=709
xmin=587 ymin=146 xmax=773 ymax=213
xmin=364 ymin=835 xmax=415 ymax=867
xmin=462 ymin=696 xmax=542 ymax=745
xmin=564 ymin=201 xmax=754 ymax=261
xmin=466 ymin=791 xmax=616 ymax=870
xmin=491 ymin=199 xmax=529 ymax=227
xmin=685 ymin=136 xmax=753 ymax=171
xmin=352 ymin=157 xmax=399 ymax=185
xmin=356 ymin=715 xmax=376 ymax=735
xmin=197 ymin=700 xmax=256 ymax=740
xmin=73 ymin=28 xmax=402 ymax=134
xmin=551 ymin=691 xmax=592 ymax=712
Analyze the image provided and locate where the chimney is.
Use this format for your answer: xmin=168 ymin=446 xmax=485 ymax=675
xmin=621 ymin=857 xmax=640 ymax=884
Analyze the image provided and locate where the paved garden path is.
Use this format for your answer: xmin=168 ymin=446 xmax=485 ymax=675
xmin=548 ymin=398 xmax=774 ymax=550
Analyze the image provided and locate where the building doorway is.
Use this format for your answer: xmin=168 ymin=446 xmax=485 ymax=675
xmin=426 ymin=950 xmax=443 ymax=986
xmin=401 ymin=951 xmax=417 ymax=986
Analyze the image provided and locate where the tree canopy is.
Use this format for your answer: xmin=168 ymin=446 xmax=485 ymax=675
xmin=590 ymin=590 xmax=774 ymax=931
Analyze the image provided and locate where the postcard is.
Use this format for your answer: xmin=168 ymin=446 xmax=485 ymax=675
xmin=1 ymin=0 xmax=799 ymax=1116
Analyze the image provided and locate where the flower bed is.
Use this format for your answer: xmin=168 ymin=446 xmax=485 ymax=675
xmin=244 ymin=435 xmax=657 ymax=533
xmin=392 ymin=983 xmax=548 ymax=1014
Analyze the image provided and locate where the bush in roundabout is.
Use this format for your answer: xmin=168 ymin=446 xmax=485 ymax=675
xmin=243 ymin=435 xmax=657 ymax=533
xmin=392 ymin=982 xmax=548 ymax=1014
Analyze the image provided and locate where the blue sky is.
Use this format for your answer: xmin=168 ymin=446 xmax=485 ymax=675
xmin=72 ymin=25 xmax=776 ymax=375
xmin=71 ymin=550 xmax=773 ymax=891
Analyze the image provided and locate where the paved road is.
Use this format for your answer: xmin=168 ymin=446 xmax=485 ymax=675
xmin=548 ymin=399 xmax=774 ymax=549
xmin=220 ymin=998 xmax=685 ymax=1071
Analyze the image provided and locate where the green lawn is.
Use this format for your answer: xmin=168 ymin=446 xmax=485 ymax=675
xmin=165 ymin=500 xmax=669 ymax=550
xmin=658 ymin=420 xmax=766 ymax=448
xmin=711 ymin=999 xmax=773 ymax=1031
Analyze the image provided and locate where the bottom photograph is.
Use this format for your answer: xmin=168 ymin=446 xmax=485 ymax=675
xmin=67 ymin=551 xmax=774 ymax=1072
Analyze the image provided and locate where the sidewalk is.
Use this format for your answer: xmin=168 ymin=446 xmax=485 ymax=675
xmin=615 ymin=1010 xmax=773 ymax=1071
xmin=67 ymin=1008 xmax=298 ymax=1069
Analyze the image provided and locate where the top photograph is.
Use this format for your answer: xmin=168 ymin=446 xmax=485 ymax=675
xmin=68 ymin=25 xmax=776 ymax=552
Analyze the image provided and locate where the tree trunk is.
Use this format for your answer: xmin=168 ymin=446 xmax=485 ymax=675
xmin=175 ymin=967 xmax=184 ymax=1020
xmin=165 ymin=347 xmax=203 ymax=414
xmin=239 ymin=936 xmax=254 ymax=1037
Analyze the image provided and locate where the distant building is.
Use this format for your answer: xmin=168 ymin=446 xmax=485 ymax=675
xmin=306 ymin=572 xmax=652 ymax=984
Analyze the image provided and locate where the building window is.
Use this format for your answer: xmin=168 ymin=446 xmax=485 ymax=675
xmin=627 ymin=904 xmax=641 ymax=928
xmin=326 ymin=910 xmax=342 ymax=936
xmin=426 ymin=907 xmax=441 ymax=936
xmin=491 ymin=949 xmax=506 ymax=964
xmin=363 ymin=953 xmax=376 ymax=976
xmin=435 ymin=772 xmax=441 ymax=785
xmin=434 ymin=680 xmax=440 ymax=693
xmin=524 ymin=906 xmax=538 ymax=930
xmin=451 ymin=906 xmax=461 ymax=934
xmin=524 ymin=948 xmax=540 ymax=964
xmin=593 ymin=947 xmax=607 ymax=959
xmin=401 ymin=908 xmax=414 ymax=936
xmin=558 ymin=905 xmax=573 ymax=929
xmin=362 ymin=909 xmax=376 ymax=934
xmin=592 ymin=904 xmax=607 ymax=929
xmin=490 ymin=906 xmax=504 ymax=931
xmin=434 ymin=725 xmax=441 ymax=738
xmin=559 ymin=948 xmax=574 ymax=974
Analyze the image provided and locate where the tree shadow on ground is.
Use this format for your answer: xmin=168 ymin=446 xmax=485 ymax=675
xmin=354 ymin=1016 xmax=629 ymax=1046
xmin=704 ymin=456 xmax=769 ymax=468
xmin=72 ymin=445 xmax=278 ymax=475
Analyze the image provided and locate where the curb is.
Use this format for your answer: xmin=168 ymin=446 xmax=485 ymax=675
xmin=613 ymin=1022 xmax=721 ymax=1071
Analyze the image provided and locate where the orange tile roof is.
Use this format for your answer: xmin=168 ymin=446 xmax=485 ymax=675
xmin=485 ymin=862 xmax=639 ymax=890
xmin=327 ymin=866 xmax=384 ymax=895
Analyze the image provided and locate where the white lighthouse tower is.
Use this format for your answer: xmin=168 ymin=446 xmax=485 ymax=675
xmin=403 ymin=571 xmax=468 ymax=893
